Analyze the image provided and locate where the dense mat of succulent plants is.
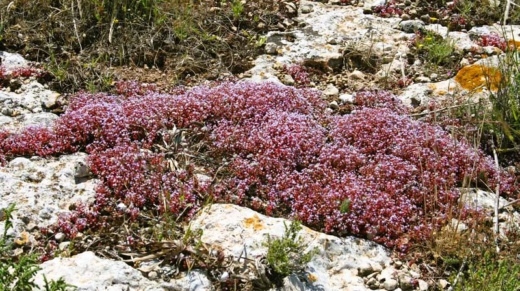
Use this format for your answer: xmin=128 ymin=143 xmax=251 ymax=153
xmin=0 ymin=81 xmax=517 ymax=252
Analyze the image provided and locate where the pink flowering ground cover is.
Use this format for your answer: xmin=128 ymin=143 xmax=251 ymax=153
xmin=0 ymin=81 xmax=517 ymax=251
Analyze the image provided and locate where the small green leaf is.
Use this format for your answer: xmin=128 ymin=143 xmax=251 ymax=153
xmin=340 ymin=198 xmax=351 ymax=214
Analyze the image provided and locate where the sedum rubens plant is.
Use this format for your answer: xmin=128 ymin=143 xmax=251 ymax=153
xmin=0 ymin=81 xmax=517 ymax=251
xmin=0 ymin=65 xmax=46 ymax=88
xmin=283 ymin=64 xmax=311 ymax=86
xmin=477 ymin=34 xmax=508 ymax=51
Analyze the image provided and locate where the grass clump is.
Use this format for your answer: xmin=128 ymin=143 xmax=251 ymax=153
xmin=0 ymin=204 xmax=40 ymax=291
xmin=445 ymin=46 xmax=520 ymax=167
xmin=0 ymin=204 xmax=75 ymax=291
xmin=408 ymin=205 xmax=517 ymax=291
xmin=489 ymin=51 xmax=520 ymax=162
xmin=265 ymin=221 xmax=316 ymax=277
xmin=453 ymin=0 xmax=520 ymax=26
xmin=0 ymin=0 xmax=296 ymax=92
xmin=413 ymin=31 xmax=457 ymax=67
xmin=451 ymin=254 xmax=520 ymax=291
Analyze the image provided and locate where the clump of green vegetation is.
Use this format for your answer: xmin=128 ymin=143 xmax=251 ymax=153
xmin=454 ymin=0 xmax=520 ymax=26
xmin=41 ymin=277 xmax=76 ymax=291
xmin=489 ymin=51 xmax=520 ymax=160
xmin=415 ymin=32 xmax=456 ymax=66
xmin=450 ymin=252 xmax=520 ymax=291
xmin=417 ymin=202 xmax=520 ymax=291
xmin=339 ymin=198 xmax=351 ymax=214
xmin=0 ymin=0 xmax=295 ymax=92
xmin=264 ymin=221 xmax=317 ymax=277
xmin=414 ymin=0 xmax=520 ymax=28
xmin=446 ymin=46 xmax=520 ymax=166
xmin=0 ymin=204 xmax=76 ymax=291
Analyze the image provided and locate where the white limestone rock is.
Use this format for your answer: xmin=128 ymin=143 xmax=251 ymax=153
xmin=398 ymin=83 xmax=432 ymax=107
xmin=0 ymin=153 xmax=97 ymax=239
xmin=34 ymin=252 xmax=165 ymax=291
xmin=0 ymin=80 xmax=62 ymax=130
xmin=190 ymin=204 xmax=392 ymax=291
xmin=266 ymin=43 xmax=279 ymax=55
xmin=339 ymin=93 xmax=355 ymax=104
xmin=0 ymin=51 xmax=29 ymax=72
xmin=460 ymin=188 xmax=511 ymax=213
xmin=323 ymin=84 xmax=339 ymax=98
xmin=448 ymin=31 xmax=480 ymax=52
xmin=398 ymin=20 xmax=425 ymax=33
xmin=162 ymin=270 xmax=214 ymax=291
xmin=468 ymin=26 xmax=492 ymax=39
xmin=459 ymin=188 xmax=520 ymax=239
xmin=247 ymin=0 xmax=403 ymax=83
xmin=425 ymin=24 xmax=448 ymax=38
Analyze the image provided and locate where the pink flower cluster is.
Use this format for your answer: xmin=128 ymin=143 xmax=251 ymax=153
xmin=373 ymin=0 xmax=404 ymax=17
xmin=477 ymin=34 xmax=508 ymax=51
xmin=0 ymin=81 xmax=517 ymax=250
xmin=283 ymin=64 xmax=311 ymax=86
xmin=0 ymin=66 xmax=46 ymax=88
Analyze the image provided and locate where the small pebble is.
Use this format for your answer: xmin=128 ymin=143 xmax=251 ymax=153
xmin=219 ymin=271 xmax=229 ymax=282
xmin=383 ymin=278 xmax=399 ymax=290
xmin=418 ymin=279 xmax=429 ymax=291
xmin=301 ymin=5 xmax=313 ymax=14
xmin=148 ymin=271 xmax=158 ymax=279
xmin=117 ymin=203 xmax=128 ymax=212
xmin=59 ymin=241 xmax=71 ymax=251
xmin=55 ymin=232 xmax=65 ymax=242
xmin=438 ymin=279 xmax=450 ymax=289
xmin=282 ymin=74 xmax=295 ymax=86
xmin=265 ymin=43 xmax=278 ymax=55
xmin=339 ymin=93 xmax=355 ymax=104
xmin=350 ymin=70 xmax=365 ymax=80
xmin=415 ymin=76 xmax=431 ymax=83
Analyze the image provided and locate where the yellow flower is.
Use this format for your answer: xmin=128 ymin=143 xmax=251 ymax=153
xmin=425 ymin=37 xmax=433 ymax=41
xmin=418 ymin=44 xmax=424 ymax=48
xmin=430 ymin=17 xmax=438 ymax=22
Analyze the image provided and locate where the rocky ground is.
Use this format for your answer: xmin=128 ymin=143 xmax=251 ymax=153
xmin=251 ymin=0 xmax=512 ymax=106
xmin=1 ymin=0 xmax=520 ymax=290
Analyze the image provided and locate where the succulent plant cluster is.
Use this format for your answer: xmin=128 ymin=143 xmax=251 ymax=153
xmin=477 ymin=34 xmax=508 ymax=51
xmin=373 ymin=0 xmax=404 ymax=18
xmin=1 ymin=81 xmax=517 ymax=251
xmin=0 ymin=66 xmax=46 ymax=88
xmin=283 ymin=64 xmax=311 ymax=86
